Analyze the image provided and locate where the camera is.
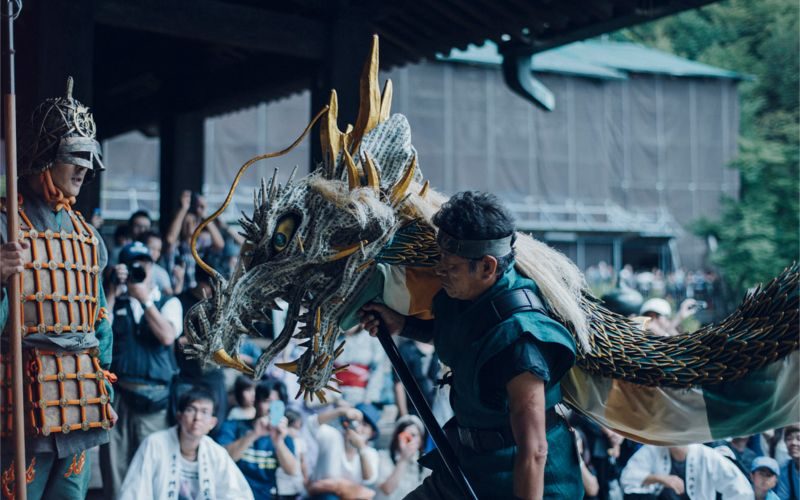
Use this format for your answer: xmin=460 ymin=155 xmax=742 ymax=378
xmin=128 ymin=262 xmax=147 ymax=284
xmin=340 ymin=417 xmax=360 ymax=431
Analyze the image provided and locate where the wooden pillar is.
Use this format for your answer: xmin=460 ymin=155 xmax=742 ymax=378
xmin=159 ymin=111 xmax=204 ymax=229
xmin=15 ymin=0 xmax=98 ymax=214
xmin=309 ymin=11 xmax=372 ymax=170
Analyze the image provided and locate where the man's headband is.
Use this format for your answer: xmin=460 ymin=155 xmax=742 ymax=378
xmin=437 ymin=230 xmax=514 ymax=259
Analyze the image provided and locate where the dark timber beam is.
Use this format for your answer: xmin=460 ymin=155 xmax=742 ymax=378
xmin=310 ymin=11 xmax=373 ymax=171
xmin=159 ymin=111 xmax=204 ymax=228
xmin=94 ymin=0 xmax=327 ymax=59
xmin=15 ymin=0 xmax=101 ymax=215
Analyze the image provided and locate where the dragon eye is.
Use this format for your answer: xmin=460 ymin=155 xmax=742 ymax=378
xmin=272 ymin=214 xmax=298 ymax=253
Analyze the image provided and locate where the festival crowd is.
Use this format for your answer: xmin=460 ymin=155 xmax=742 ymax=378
xmin=78 ymin=193 xmax=798 ymax=500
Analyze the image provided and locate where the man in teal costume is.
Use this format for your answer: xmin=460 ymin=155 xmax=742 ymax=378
xmin=361 ymin=191 xmax=583 ymax=499
xmin=0 ymin=79 xmax=117 ymax=499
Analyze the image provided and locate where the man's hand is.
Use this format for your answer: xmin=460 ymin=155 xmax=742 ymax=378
xmin=252 ymin=416 xmax=271 ymax=438
xmin=359 ymin=302 xmax=405 ymax=337
xmin=397 ymin=435 xmax=419 ymax=462
xmin=659 ymin=475 xmax=685 ymax=495
xmin=677 ymin=299 xmax=698 ymax=321
xmin=346 ymin=429 xmax=367 ymax=450
xmin=128 ymin=282 xmax=150 ymax=304
xmin=269 ymin=417 xmax=289 ymax=441
xmin=179 ymin=190 xmax=192 ymax=212
xmin=108 ymin=405 xmax=119 ymax=426
xmin=1 ymin=241 xmax=29 ymax=286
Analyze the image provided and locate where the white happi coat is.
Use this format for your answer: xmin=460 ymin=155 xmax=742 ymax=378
xmin=119 ymin=426 xmax=254 ymax=500
xmin=620 ymin=444 xmax=754 ymax=500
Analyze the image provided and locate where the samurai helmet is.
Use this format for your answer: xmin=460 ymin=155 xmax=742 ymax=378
xmin=21 ymin=76 xmax=105 ymax=179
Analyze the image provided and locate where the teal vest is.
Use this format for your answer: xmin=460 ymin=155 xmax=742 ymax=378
xmin=433 ymin=267 xmax=575 ymax=429
xmin=430 ymin=267 xmax=583 ymax=498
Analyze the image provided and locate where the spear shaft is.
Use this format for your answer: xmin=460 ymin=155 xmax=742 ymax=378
xmin=3 ymin=1 xmax=26 ymax=498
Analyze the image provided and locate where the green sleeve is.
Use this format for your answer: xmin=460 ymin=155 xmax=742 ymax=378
xmin=95 ymin=281 xmax=113 ymax=369
xmin=95 ymin=282 xmax=115 ymax=402
xmin=0 ymin=293 xmax=7 ymax=333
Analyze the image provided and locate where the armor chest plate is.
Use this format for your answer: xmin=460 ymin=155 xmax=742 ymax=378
xmin=15 ymin=209 xmax=101 ymax=337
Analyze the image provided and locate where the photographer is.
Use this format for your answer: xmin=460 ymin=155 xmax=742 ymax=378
xmin=100 ymin=241 xmax=184 ymax=499
xmin=306 ymin=402 xmax=381 ymax=499
xmin=640 ymin=298 xmax=703 ymax=337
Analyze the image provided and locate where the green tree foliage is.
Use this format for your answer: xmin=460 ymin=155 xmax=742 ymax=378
xmin=612 ymin=0 xmax=799 ymax=295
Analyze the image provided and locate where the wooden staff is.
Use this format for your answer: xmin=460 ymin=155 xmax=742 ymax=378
xmin=3 ymin=1 xmax=27 ymax=498
xmin=376 ymin=326 xmax=478 ymax=500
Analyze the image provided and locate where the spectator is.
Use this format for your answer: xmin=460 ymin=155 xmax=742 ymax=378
xmin=570 ymin=413 xmax=635 ymax=500
xmin=276 ymin=409 xmax=309 ymax=500
xmin=138 ymin=230 xmax=174 ymax=295
xmin=165 ymin=190 xmax=224 ymax=290
xmin=109 ymin=223 xmax=133 ymax=266
xmin=620 ymin=444 xmax=753 ymax=499
xmin=101 ymin=241 xmax=183 ymax=498
xmin=217 ymin=381 xmax=298 ymax=498
xmin=119 ymin=387 xmax=253 ymax=500
xmin=393 ymin=339 xmax=439 ymax=419
xmin=575 ymin=430 xmax=600 ymax=499
xmin=306 ymin=403 xmax=381 ymax=499
xmin=750 ymin=457 xmax=780 ymax=500
xmin=334 ymin=325 xmax=389 ymax=406
xmin=777 ymin=425 xmax=800 ymax=500
xmin=727 ymin=436 xmax=760 ymax=475
xmin=376 ymin=415 xmax=430 ymax=500
xmin=174 ymin=265 xmax=228 ymax=431
xmin=640 ymin=298 xmax=701 ymax=337
xmin=601 ymin=288 xmax=644 ymax=318
xmin=228 ymin=375 xmax=257 ymax=421
xmin=129 ymin=209 xmax=153 ymax=238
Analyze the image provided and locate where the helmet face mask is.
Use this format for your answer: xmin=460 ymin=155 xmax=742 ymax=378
xmin=22 ymin=77 xmax=105 ymax=180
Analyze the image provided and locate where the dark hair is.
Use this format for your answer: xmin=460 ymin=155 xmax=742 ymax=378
xmin=233 ymin=375 xmax=256 ymax=407
xmin=432 ymin=191 xmax=516 ymax=275
xmin=784 ymin=424 xmax=800 ymax=439
xmin=254 ymin=378 xmax=288 ymax=404
xmin=136 ymin=230 xmax=162 ymax=246
xmin=113 ymin=224 xmax=131 ymax=243
xmin=285 ymin=409 xmax=303 ymax=428
xmin=177 ymin=387 xmax=216 ymax=414
xmin=128 ymin=210 xmax=152 ymax=225
xmin=389 ymin=419 xmax=426 ymax=466
xmin=268 ymin=379 xmax=288 ymax=405
xmin=194 ymin=264 xmax=213 ymax=286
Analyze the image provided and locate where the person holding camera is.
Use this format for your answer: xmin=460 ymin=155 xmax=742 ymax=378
xmin=306 ymin=402 xmax=381 ymax=499
xmin=376 ymin=415 xmax=430 ymax=500
xmin=164 ymin=190 xmax=225 ymax=291
xmin=100 ymin=241 xmax=184 ymax=498
xmin=217 ymin=380 xmax=297 ymax=498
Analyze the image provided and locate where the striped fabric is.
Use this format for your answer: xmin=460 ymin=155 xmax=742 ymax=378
xmin=562 ymin=351 xmax=800 ymax=445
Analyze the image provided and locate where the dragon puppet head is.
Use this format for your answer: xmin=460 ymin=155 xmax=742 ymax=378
xmin=183 ymin=36 xmax=437 ymax=402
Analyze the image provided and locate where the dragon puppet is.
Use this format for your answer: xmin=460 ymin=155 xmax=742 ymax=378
xmin=184 ymin=36 xmax=799 ymax=445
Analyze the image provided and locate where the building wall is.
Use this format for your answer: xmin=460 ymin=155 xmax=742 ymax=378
xmin=102 ymin=59 xmax=740 ymax=270
xmin=381 ymin=61 xmax=740 ymax=269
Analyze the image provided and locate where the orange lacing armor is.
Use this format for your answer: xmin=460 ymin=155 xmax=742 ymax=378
xmin=1 ymin=204 xmax=113 ymax=438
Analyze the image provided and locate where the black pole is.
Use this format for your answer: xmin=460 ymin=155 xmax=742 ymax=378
xmin=376 ymin=327 xmax=478 ymax=500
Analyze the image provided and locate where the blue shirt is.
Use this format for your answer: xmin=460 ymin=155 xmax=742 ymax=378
xmin=216 ymin=419 xmax=294 ymax=498
xmin=776 ymin=460 xmax=799 ymax=500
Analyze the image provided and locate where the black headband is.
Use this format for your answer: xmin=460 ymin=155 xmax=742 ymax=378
xmin=437 ymin=230 xmax=514 ymax=259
